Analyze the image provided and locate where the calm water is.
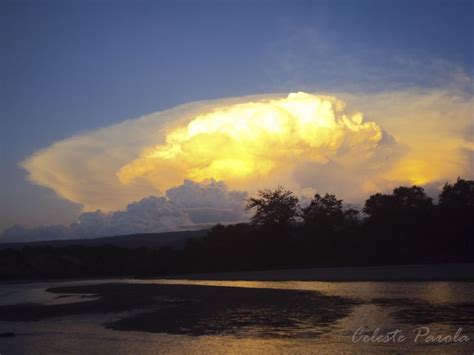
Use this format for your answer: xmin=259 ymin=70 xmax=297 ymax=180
xmin=1 ymin=279 xmax=474 ymax=354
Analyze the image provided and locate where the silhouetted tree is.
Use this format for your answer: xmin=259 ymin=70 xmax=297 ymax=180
xmin=343 ymin=208 xmax=360 ymax=228
xmin=246 ymin=186 xmax=299 ymax=228
xmin=393 ymin=186 xmax=433 ymax=210
xmin=437 ymin=178 xmax=474 ymax=255
xmin=439 ymin=178 xmax=474 ymax=210
xmin=363 ymin=193 xmax=397 ymax=219
xmin=302 ymin=193 xmax=343 ymax=230
xmin=364 ymin=186 xmax=432 ymax=220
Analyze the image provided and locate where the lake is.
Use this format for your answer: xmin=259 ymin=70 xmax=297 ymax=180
xmin=1 ymin=278 xmax=474 ymax=354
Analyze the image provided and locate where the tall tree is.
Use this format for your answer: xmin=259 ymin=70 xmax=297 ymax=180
xmin=302 ymin=193 xmax=344 ymax=229
xmin=246 ymin=186 xmax=299 ymax=227
xmin=439 ymin=178 xmax=474 ymax=210
xmin=364 ymin=186 xmax=432 ymax=220
xmin=392 ymin=186 xmax=433 ymax=210
xmin=363 ymin=193 xmax=397 ymax=220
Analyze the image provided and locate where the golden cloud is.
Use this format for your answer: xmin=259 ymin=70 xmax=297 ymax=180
xmin=117 ymin=93 xmax=385 ymax=190
xmin=22 ymin=90 xmax=473 ymax=211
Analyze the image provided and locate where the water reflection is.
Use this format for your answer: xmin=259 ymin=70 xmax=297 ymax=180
xmin=150 ymin=279 xmax=474 ymax=303
xmin=372 ymin=297 xmax=474 ymax=326
xmin=1 ymin=280 xmax=474 ymax=354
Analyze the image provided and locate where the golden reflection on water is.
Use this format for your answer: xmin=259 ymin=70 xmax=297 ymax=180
xmin=1 ymin=279 xmax=474 ymax=354
xmin=148 ymin=279 xmax=474 ymax=304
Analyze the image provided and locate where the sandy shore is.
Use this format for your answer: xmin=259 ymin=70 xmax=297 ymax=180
xmin=166 ymin=263 xmax=474 ymax=282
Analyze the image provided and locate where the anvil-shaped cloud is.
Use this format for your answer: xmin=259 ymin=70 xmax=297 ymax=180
xmin=22 ymin=91 xmax=473 ymax=213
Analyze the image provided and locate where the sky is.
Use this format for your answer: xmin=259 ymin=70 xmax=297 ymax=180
xmin=0 ymin=0 xmax=473 ymax=238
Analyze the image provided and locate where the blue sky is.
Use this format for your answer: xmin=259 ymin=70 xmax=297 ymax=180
xmin=1 ymin=0 xmax=473 ymax=232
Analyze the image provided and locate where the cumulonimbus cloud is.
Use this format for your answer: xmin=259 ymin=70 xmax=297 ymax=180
xmin=22 ymin=90 xmax=473 ymax=213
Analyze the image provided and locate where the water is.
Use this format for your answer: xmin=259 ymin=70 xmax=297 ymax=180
xmin=1 ymin=279 xmax=473 ymax=354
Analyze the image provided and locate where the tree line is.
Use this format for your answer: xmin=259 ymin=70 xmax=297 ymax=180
xmin=1 ymin=178 xmax=473 ymax=280
xmin=183 ymin=178 xmax=473 ymax=272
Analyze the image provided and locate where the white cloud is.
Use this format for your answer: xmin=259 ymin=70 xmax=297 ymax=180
xmin=1 ymin=180 xmax=248 ymax=242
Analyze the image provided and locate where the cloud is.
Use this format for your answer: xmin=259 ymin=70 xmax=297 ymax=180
xmin=338 ymin=89 xmax=474 ymax=189
xmin=1 ymin=180 xmax=248 ymax=242
xmin=116 ymin=93 xmax=403 ymax=199
xmin=20 ymin=94 xmax=275 ymax=211
xmin=21 ymin=90 xmax=473 ymax=217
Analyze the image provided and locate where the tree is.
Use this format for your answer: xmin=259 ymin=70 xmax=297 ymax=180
xmin=437 ymin=178 xmax=474 ymax=245
xmin=343 ymin=208 xmax=360 ymax=227
xmin=363 ymin=193 xmax=396 ymax=219
xmin=363 ymin=186 xmax=432 ymax=220
xmin=392 ymin=186 xmax=433 ymax=210
xmin=246 ymin=186 xmax=299 ymax=227
xmin=302 ymin=193 xmax=344 ymax=229
xmin=439 ymin=178 xmax=474 ymax=210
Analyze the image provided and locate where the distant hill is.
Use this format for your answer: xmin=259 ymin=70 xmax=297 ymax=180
xmin=0 ymin=229 xmax=209 ymax=250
